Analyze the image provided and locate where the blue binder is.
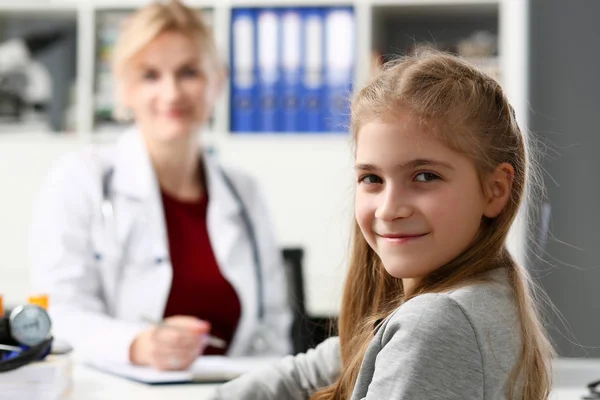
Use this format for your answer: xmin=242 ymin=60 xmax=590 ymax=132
xmin=256 ymin=8 xmax=281 ymax=132
xmin=299 ymin=7 xmax=325 ymax=133
xmin=279 ymin=8 xmax=302 ymax=132
xmin=323 ymin=7 xmax=355 ymax=133
xmin=230 ymin=8 xmax=257 ymax=133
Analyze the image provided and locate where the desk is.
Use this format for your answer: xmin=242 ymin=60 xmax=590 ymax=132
xmin=70 ymin=365 xmax=218 ymax=400
xmin=551 ymin=388 xmax=589 ymax=399
xmin=66 ymin=358 xmax=599 ymax=400
xmin=551 ymin=358 xmax=600 ymax=400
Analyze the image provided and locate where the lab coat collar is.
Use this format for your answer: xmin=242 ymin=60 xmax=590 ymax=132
xmin=112 ymin=127 xmax=154 ymax=199
xmin=112 ymin=126 xmax=241 ymax=217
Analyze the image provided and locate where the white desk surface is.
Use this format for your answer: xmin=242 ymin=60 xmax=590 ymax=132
xmin=551 ymin=388 xmax=589 ymax=400
xmin=70 ymin=364 xmax=218 ymax=400
xmin=67 ymin=358 xmax=600 ymax=400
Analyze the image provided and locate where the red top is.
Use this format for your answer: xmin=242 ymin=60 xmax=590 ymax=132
xmin=161 ymin=189 xmax=241 ymax=355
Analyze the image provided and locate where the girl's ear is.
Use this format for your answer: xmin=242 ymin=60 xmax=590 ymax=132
xmin=483 ymin=162 xmax=514 ymax=218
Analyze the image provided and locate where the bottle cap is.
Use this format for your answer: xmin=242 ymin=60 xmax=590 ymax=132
xmin=28 ymin=294 xmax=49 ymax=310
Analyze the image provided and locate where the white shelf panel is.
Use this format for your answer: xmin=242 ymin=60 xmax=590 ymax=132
xmin=228 ymin=132 xmax=350 ymax=137
xmin=91 ymin=131 xmax=123 ymax=144
xmin=228 ymin=0 xmax=354 ymax=7
xmin=0 ymin=131 xmax=81 ymax=143
xmin=0 ymin=121 xmax=50 ymax=134
xmin=0 ymin=3 xmax=77 ymax=12
xmin=370 ymin=0 xmax=498 ymax=6
xmin=89 ymin=130 xmax=347 ymax=144
xmin=0 ymin=0 xmax=501 ymax=12
xmin=90 ymin=0 xmax=215 ymax=10
xmin=371 ymin=2 xmax=498 ymax=17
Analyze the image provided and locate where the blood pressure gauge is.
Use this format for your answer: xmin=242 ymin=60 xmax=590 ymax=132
xmin=3 ymin=305 xmax=52 ymax=347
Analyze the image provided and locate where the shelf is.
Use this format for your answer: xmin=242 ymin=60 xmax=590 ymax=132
xmin=0 ymin=4 xmax=76 ymax=13
xmin=90 ymin=130 xmax=123 ymax=144
xmin=0 ymin=131 xmax=79 ymax=142
xmin=89 ymin=128 xmax=352 ymax=147
xmin=229 ymin=132 xmax=350 ymax=137
xmin=371 ymin=2 xmax=499 ymax=74
xmin=228 ymin=0 xmax=354 ymax=6
xmin=0 ymin=120 xmax=52 ymax=134
xmin=91 ymin=0 xmax=215 ymax=10
xmin=0 ymin=10 xmax=78 ymax=134
xmin=370 ymin=0 xmax=498 ymax=7
xmin=222 ymin=131 xmax=350 ymax=141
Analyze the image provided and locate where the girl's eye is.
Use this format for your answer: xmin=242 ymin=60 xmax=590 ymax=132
xmin=359 ymin=174 xmax=383 ymax=184
xmin=414 ymin=172 xmax=440 ymax=182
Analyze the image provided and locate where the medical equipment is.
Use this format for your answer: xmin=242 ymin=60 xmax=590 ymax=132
xmin=0 ymin=304 xmax=53 ymax=372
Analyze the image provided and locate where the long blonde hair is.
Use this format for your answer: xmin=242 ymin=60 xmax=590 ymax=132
xmin=111 ymin=0 xmax=220 ymax=120
xmin=312 ymin=51 xmax=554 ymax=400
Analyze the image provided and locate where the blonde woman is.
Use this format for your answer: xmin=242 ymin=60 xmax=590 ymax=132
xmin=29 ymin=1 xmax=292 ymax=371
xmin=209 ymin=52 xmax=554 ymax=399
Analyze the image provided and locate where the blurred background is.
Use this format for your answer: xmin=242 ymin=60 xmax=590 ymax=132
xmin=0 ymin=0 xmax=596 ymax=359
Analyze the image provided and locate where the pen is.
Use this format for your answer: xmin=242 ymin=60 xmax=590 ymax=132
xmin=142 ymin=317 xmax=227 ymax=349
xmin=204 ymin=335 xmax=227 ymax=349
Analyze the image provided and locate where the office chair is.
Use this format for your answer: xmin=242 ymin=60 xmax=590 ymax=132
xmin=281 ymin=248 xmax=337 ymax=355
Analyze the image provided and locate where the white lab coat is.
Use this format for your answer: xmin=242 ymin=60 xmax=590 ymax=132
xmin=29 ymin=128 xmax=292 ymax=364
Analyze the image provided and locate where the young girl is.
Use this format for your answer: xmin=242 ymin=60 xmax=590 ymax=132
xmin=208 ymin=51 xmax=554 ymax=399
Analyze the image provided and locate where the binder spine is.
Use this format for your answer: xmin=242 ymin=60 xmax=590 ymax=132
xmin=280 ymin=8 xmax=302 ymax=133
xmin=256 ymin=8 xmax=281 ymax=132
xmin=323 ymin=7 xmax=355 ymax=133
xmin=300 ymin=7 xmax=325 ymax=133
xmin=230 ymin=8 xmax=257 ymax=133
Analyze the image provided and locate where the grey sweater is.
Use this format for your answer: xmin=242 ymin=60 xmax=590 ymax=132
xmin=209 ymin=269 xmax=521 ymax=399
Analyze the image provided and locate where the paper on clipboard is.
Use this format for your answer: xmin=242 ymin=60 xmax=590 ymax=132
xmin=87 ymin=356 xmax=280 ymax=385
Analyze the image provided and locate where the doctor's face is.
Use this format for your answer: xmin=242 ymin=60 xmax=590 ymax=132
xmin=123 ymin=30 xmax=222 ymax=143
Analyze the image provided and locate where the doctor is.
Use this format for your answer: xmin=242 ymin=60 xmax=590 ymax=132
xmin=29 ymin=0 xmax=292 ymax=371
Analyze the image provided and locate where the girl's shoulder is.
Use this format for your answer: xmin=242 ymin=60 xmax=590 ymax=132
xmin=385 ymin=268 xmax=516 ymax=331
xmin=353 ymin=274 xmax=520 ymax=399
xmin=376 ymin=268 xmax=520 ymax=374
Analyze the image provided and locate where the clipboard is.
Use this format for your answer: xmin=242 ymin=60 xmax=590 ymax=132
xmin=87 ymin=355 xmax=281 ymax=385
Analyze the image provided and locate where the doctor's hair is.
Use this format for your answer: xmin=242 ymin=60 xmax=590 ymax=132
xmin=111 ymin=0 xmax=221 ymax=120
xmin=312 ymin=51 xmax=554 ymax=400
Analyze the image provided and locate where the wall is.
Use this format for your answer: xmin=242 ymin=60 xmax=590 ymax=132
xmin=529 ymin=0 xmax=600 ymax=357
xmin=0 ymin=135 xmax=82 ymax=303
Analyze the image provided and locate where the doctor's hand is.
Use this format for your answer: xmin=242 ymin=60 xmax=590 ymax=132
xmin=129 ymin=316 xmax=211 ymax=371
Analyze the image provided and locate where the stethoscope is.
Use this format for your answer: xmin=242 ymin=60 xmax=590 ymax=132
xmin=100 ymin=165 xmax=269 ymax=349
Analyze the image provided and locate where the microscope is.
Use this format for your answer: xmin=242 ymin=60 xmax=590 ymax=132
xmin=0 ymin=31 xmax=65 ymax=125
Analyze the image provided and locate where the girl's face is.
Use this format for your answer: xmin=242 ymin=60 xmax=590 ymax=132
xmin=354 ymin=110 xmax=510 ymax=291
xmin=123 ymin=30 xmax=222 ymax=143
